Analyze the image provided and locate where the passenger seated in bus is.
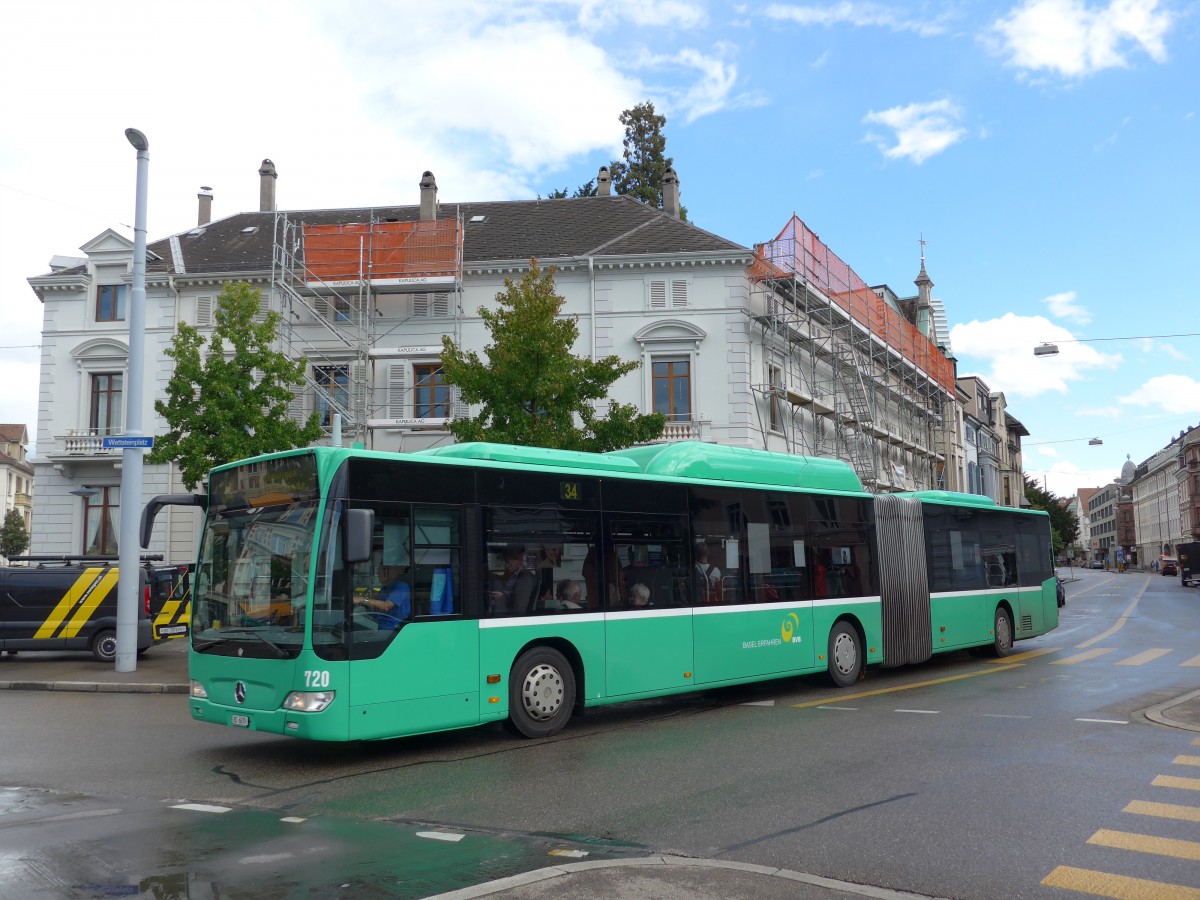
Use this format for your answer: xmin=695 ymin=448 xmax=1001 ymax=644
xmin=354 ymin=563 xmax=410 ymax=627
xmin=695 ymin=544 xmax=722 ymax=603
xmin=629 ymin=582 xmax=651 ymax=608
xmin=489 ymin=545 xmax=537 ymax=615
xmin=555 ymin=579 xmax=584 ymax=610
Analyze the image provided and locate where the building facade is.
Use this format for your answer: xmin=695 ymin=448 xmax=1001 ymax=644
xmin=27 ymin=164 xmax=967 ymax=565
xmin=1130 ymin=440 xmax=1183 ymax=567
xmin=0 ymin=424 xmax=34 ymax=559
xmin=1088 ymin=483 xmax=1119 ymax=566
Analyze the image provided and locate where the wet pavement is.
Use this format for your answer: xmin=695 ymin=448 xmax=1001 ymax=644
xmin=4 ymin=637 xmax=1200 ymax=899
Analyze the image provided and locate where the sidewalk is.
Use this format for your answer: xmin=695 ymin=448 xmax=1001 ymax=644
xmin=0 ymin=638 xmax=189 ymax=693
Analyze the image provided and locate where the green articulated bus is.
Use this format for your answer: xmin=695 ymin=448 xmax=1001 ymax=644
xmin=141 ymin=441 xmax=1057 ymax=742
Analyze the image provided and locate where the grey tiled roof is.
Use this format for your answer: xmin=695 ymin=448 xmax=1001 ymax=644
xmin=147 ymin=196 xmax=747 ymax=277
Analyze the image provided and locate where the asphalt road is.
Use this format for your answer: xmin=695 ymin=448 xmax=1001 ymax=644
xmin=3 ymin=568 xmax=1199 ymax=899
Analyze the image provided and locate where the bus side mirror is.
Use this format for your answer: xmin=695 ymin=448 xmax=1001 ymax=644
xmin=343 ymin=508 xmax=374 ymax=564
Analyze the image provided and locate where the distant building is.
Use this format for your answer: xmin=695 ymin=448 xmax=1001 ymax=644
xmin=0 ymin=424 xmax=34 ymax=556
xmin=1130 ymin=438 xmax=1184 ymax=566
xmin=1088 ymin=484 xmax=1119 ymax=566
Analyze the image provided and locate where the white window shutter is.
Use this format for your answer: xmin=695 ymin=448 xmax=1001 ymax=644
xmin=350 ymin=361 xmax=366 ymax=421
xmin=196 ymin=295 xmax=214 ymax=326
xmin=648 ymin=280 xmax=667 ymax=309
xmin=313 ymin=297 xmax=331 ymax=320
xmin=671 ymin=279 xmax=689 ymax=308
xmin=432 ymin=292 xmax=449 ymax=317
xmin=451 ymin=386 xmax=469 ymax=420
xmin=253 ymin=293 xmax=270 ymax=322
xmin=387 ymin=364 xmax=407 ymax=418
xmin=413 ymin=293 xmax=429 ymax=317
xmin=288 ymin=386 xmax=305 ymax=423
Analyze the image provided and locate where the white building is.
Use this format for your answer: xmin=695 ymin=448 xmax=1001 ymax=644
xmin=1130 ymin=440 xmax=1184 ymax=565
xmin=27 ymin=164 xmax=960 ymax=565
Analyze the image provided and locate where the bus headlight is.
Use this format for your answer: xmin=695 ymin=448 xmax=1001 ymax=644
xmin=282 ymin=691 xmax=335 ymax=712
xmin=190 ymin=680 xmax=208 ymax=699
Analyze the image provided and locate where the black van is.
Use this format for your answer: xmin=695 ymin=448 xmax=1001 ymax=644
xmin=0 ymin=557 xmax=154 ymax=661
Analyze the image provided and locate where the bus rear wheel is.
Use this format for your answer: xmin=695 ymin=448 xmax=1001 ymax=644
xmin=507 ymin=647 xmax=575 ymax=739
xmin=991 ymin=608 xmax=1014 ymax=657
xmin=827 ymin=621 xmax=862 ymax=688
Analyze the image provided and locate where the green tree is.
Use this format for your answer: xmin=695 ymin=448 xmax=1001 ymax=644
xmin=440 ymin=260 xmax=665 ymax=451
xmin=148 ymin=281 xmax=323 ymax=490
xmin=541 ymin=179 xmax=597 ymax=199
xmin=1023 ymin=476 xmax=1079 ymax=548
xmin=0 ymin=509 xmax=29 ymax=560
xmin=609 ymin=100 xmax=687 ymax=219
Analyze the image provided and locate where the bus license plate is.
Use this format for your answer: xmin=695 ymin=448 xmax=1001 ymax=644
xmin=231 ymin=714 xmax=249 ymax=727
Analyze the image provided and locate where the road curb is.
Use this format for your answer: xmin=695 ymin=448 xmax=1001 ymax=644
xmin=0 ymin=680 xmax=188 ymax=695
xmin=423 ymin=855 xmax=938 ymax=900
xmin=1142 ymin=688 xmax=1200 ymax=734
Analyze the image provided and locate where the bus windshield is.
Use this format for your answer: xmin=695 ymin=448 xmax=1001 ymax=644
xmin=191 ymin=499 xmax=320 ymax=659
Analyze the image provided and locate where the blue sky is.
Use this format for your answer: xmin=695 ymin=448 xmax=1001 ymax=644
xmin=2 ymin=0 xmax=1196 ymax=497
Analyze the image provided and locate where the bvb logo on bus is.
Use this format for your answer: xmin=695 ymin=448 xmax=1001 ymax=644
xmin=781 ymin=612 xmax=800 ymax=644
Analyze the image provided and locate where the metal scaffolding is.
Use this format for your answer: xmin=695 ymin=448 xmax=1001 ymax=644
xmin=270 ymin=212 xmax=464 ymax=446
xmin=749 ymin=216 xmax=953 ymax=492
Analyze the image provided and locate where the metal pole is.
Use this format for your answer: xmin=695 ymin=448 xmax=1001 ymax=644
xmin=116 ymin=128 xmax=149 ymax=672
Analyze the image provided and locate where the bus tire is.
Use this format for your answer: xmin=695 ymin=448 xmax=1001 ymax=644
xmin=507 ymin=647 xmax=575 ymax=739
xmin=991 ymin=608 xmax=1014 ymax=658
xmin=827 ymin=621 xmax=862 ymax=688
xmin=91 ymin=629 xmax=118 ymax=663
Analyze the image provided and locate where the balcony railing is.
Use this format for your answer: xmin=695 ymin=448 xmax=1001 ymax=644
xmin=49 ymin=429 xmax=124 ymax=457
xmin=656 ymin=420 xmax=705 ymax=442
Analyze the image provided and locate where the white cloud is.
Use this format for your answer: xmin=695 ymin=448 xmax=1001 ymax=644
xmin=1044 ymin=290 xmax=1092 ymax=324
xmin=764 ymin=2 xmax=947 ymax=36
xmin=949 ymin=313 xmax=1121 ymax=396
xmin=1119 ymin=375 xmax=1200 ymax=415
xmin=989 ymin=0 xmax=1173 ymax=79
xmin=576 ymin=0 xmax=709 ymax=29
xmin=863 ymin=99 xmax=968 ymax=164
xmin=1038 ymin=446 xmax=1061 ymax=457
xmin=1075 ymin=405 xmax=1124 ymax=418
xmin=632 ymin=44 xmax=763 ymax=123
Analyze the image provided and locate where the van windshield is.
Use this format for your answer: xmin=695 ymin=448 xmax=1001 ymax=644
xmin=191 ymin=500 xmax=319 ymax=659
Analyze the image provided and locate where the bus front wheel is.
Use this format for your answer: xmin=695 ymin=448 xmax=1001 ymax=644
xmin=991 ymin=608 xmax=1014 ymax=657
xmin=827 ymin=622 xmax=862 ymax=688
xmin=507 ymin=647 xmax=575 ymax=739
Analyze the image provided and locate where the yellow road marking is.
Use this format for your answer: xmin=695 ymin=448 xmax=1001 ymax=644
xmin=1052 ymin=648 xmax=1116 ymax=665
xmin=1174 ymin=756 xmax=1200 ymax=768
xmin=61 ymin=568 xmax=119 ymax=638
xmin=1116 ymin=649 xmax=1173 ymax=666
xmin=1182 ymin=655 xmax=1200 ymax=667
xmin=1124 ymin=800 xmax=1200 ymax=822
xmin=1078 ymin=581 xmax=1149 ymax=649
xmin=792 ymin=664 xmax=1022 ymax=708
xmin=1088 ymin=828 xmax=1200 ymax=861
xmin=986 ymin=647 xmax=1060 ymax=664
xmin=1152 ymin=775 xmax=1200 ymax=791
xmin=1042 ymin=864 xmax=1200 ymax=898
xmin=33 ymin=568 xmax=103 ymax=639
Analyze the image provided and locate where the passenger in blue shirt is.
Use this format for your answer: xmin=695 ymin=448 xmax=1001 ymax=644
xmin=356 ymin=564 xmax=411 ymax=627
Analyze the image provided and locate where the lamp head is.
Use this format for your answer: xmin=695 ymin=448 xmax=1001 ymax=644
xmin=1033 ymin=343 xmax=1059 ymax=358
xmin=125 ymin=128 xmax=149 ymax=151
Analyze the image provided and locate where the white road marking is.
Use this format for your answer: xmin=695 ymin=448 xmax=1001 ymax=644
xmin=1075 ymin=718 xmax=1128 ymax=725
xmin=816 ymin=705 xmax=859 ymax=711
xmin=895 ymin=709 xmax=940 ymax=714
xmin=171 ymin=803 xmax=231 ymax=813
xmin=741 ymin=700 xmax=776 ymax=707
xmin=280 ymin=816 xmax=307 ymax=823
xmin=983 ymin=713 xmax=1031 ymax=719
xmin=417 ymin=831 xmax=465 ymax=842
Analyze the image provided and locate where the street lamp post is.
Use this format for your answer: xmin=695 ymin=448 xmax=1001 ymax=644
xmin=115 ymin=127 xmax=149 ymax=673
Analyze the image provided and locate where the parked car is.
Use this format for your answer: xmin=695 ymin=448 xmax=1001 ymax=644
xmin=0 ymin=556 xmax=154 ymax=661
xmin=1161 ymin=557 xmax=1179 ymax=577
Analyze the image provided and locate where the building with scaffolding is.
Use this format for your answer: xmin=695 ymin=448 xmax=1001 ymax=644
xmin=748 ymin=217 xmax=956 ymax=492
xmin=27 ymin=161 xmax=995 ymax=564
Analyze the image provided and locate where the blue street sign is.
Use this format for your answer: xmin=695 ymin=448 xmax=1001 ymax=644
xmin=101 ymin=436 xmax=155 ymax=449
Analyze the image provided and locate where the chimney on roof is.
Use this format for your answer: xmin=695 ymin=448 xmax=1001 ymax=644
xmin=597 ymin=165 xmax=612 ymax=197
xmin=197 ymin=186 xmax=213 ymax=226
xmin=258 ymin=159 xmax=277 ymax=212
xmin=662 ymin=166 xmax=680 ymax=218
xmin=419 ymin=170 xmax=438 ymax=220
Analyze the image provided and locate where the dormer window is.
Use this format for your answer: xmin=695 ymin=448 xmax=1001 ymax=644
xmin=97 ymin=284 xmax=127 ymax=322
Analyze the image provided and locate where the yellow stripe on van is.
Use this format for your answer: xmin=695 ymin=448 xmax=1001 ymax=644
xmin=60 ymin=568 xmax=120 ymax=638
xmin=34 ymin=568 xmax=104 ymax=639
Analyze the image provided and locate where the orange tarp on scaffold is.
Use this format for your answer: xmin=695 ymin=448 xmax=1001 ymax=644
xmin=752 ymin=215 xmax=955 ymax=396
xmin=302 ymin=219 xmax=462 ymax=284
